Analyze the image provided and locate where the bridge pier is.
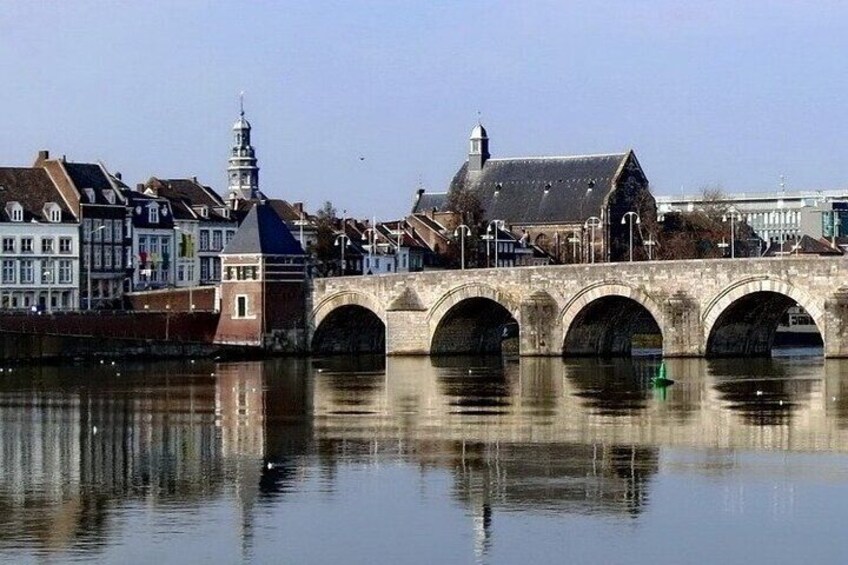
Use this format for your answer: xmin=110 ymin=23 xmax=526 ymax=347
xmin=519 ymin=291 xmax=559 ymax=356
xmin=661 ymin=291 xmax=702 ymax=357
xmin=824 ymin=288 xmax=848 ymax=358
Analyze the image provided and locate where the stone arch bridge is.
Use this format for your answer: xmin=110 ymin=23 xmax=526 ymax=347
xmin=309 ymin=257 xmax=848 ymax=358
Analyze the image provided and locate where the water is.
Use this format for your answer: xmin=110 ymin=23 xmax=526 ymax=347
xmin=1 ymin=350 xmax=848 ymax=564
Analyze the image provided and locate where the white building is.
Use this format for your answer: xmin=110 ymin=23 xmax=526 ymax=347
xmin=656 ymin=189 xmax=848 ymax=245
xmin=0 ymin=167 xmax=80 ymax=311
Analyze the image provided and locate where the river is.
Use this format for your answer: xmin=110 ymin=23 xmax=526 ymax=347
xmin=1 ymin=350 xmax=847 ymax=564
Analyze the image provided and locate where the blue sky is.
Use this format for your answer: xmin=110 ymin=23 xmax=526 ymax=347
xmin=1 ymin=1 xmax=846 ymax=218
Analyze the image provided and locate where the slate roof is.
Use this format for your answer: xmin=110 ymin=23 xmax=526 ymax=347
xmin=446 ymin=152 xmax=632 ymax=224
xmin=223 ymin=201 xmax=305 ymax=255
xmin=61 ymin=162 xmax=121 ymax=206
xmin=411 ymin=191 xmax=448 ymax=214
xmin=146 ymin=178 xmax=233 ymax=222
xmin=0 ymin=167 xmax=74 ymax=223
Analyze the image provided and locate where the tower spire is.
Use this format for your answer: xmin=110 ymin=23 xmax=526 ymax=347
xmin=227 ymin=94 xmax=261 ymax=205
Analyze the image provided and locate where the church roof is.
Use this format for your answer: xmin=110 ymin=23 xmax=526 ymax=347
xmin=447 ymin=152 xmax=634 ymax=225
xmin=223 ymin=201 xmax=304 ymax=255
xmin=411 ymin=191 xmax=448 ymax=214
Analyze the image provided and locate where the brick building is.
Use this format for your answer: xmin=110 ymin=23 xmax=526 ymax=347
xmin=215 ymin=202 xmax=306 ymax=350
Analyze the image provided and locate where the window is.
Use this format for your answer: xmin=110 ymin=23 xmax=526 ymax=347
xmin=113 ymin=219 xmax=122 ymax=242
xmin=41 ymin=261 xmax=53 ymax=284
xmin=104 ymin=247 xmax=113 ymax=269
xmin=59 ymin=237 xmax=72 ymax=254
xmin=114 ymin=246 xmax=123 ymax=269
xmin=83 ymin=218 xmax=93 ymax=241
xmin=58 ymin=260 xmax=72 ymax=284
xmin=93 ymin=248 xmax=101 ymax=269
xmin=212 ymin=230 xmax=223 ymax=251
xmin=103 ymin=220 xmax=113 ymax=242
xmin=200 ymin=231 xmax=210 ymax=251
xmin=83 ymin=246 xmax=90 ymax=268
xmin=7 ymin=202 xmax=23 ymax=222
xmin=21 ymin=238 xmax=33 ymax=253
xmin=177 ymin=265 xmax=185 ymax=282
xmin=235 ymin=295 xmax=248 ymax=318
xmin=226 ymin=230 xmax=236 ymax=244
xmin=138 ymin=235 xmax=148 ymax=255
xmin=41 ymin=238 xmax=54 ymax=254
xmin=2 ymin=237 xmax=14 ymax=253
xmin=2 ymin=260 xmax=14 ymax=284
xmin=200 ymin=258 xmax=210 ymax=281
xmin=83 ymin=188 xmax=95 ymax=202
xmin=93 ymin=220 xmax=103 ymax=242
xmin=19 ymin=260 xmax=33 ymax=284
xmin=148 ymin=204 xmax=159 ymax=224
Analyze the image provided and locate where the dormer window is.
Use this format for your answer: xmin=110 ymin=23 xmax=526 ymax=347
xmin=148 ymin=204 xmax=159 ymax=224
xmin=200 ymin=206 xmax=208 ymax=218
xmin=103 ymin=190 xmax=116 ymax=204
xmin=43 ymin=202 xmax=62 ymax=223
xmin=5 ymin=202 xmax=23 ymax=222
xmin=83 ymin=188 xmax=96 ymax=203
xmin=220 ymin=207 xmax=230 ymax=219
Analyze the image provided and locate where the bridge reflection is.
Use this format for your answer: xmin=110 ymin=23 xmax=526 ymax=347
xmin=0 ymin=355 xmax=846 ymax=557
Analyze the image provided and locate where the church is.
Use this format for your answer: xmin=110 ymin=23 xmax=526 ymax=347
xmin=412 ymin=124 xmax=657 ymax=263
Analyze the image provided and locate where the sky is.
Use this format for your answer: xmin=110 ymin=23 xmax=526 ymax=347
xmin=0 ymin=1 xmax=846 ymax=219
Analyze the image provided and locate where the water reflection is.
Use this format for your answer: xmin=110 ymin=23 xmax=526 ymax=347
xmin=0 ymin=354 xmax=848 ymax=561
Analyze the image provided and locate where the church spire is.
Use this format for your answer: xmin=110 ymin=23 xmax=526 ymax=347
xmin=228 ymin=93 xmax=261 ymax=205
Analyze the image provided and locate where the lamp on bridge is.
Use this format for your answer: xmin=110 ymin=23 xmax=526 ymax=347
xmin=621 ymin=211 xmax=641 ymax=262
xmin=454 ymin=224 xmax=471 ymax=270
xmin=584 ymin=217 xmax=602 ymax=264
xmin=334 ymin=233 xmax=350 ymax=276
xmin=722 ymin=210 xmax=742 ymax=259
xmin=485 ymin=220 xmax=505 ymax=268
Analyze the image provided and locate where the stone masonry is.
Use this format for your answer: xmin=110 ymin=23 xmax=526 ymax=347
xmin=310 ymin=257 xmax=848 ymax=358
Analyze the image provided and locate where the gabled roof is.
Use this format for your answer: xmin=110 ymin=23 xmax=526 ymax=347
xmin=146 ymin=177 xmax=233 ymax=223
xmin=0 ymin=167 xmax=74 ymax=223
xmin=223 ymin=201 xmax=305 ymax=255
xmin=764 ymin=235 xmax=843 ymax=256
xmin=446 ymin=152 xmax=638 ymax=224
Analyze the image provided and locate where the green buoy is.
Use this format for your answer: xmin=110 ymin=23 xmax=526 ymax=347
xmin=651 ymin=361 xmax=675 ymax=388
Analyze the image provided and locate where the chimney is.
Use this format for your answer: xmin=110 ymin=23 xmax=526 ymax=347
xmin=115 ymin=172 xmax=122 ymax=180
xmin=293 ymin=202 xmax=304 ymax=214
xmin=192 ymin=176 xmax=198 ymax=183
xmin=416 ymin=188 xmax=425 ymax=199
xmin=36 ymin=150 xmax=49 ymax=163
xmin=136 ymin=183 xmax=145 ymax=193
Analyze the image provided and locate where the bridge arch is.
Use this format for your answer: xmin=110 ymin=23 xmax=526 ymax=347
xmin=702 ymin=278 xmax=825 ymax=357
xmin=560 ymin=282 xmax=664 ymax=356
xmin=428 ymin=284 xmax=521 ymax=354
xmin=310 ymin=291 xmax=386 ymax=354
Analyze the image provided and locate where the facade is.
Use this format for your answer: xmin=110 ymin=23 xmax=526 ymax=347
xmin=145 ymin=177 xmax=238 ymax=287
xmin=655 ymin=189 xmax=848 ymax=245
xmin=413 ymin=124 xmax=656 ymax=263
xmin=0 ymin=167 xmax=79 ymax=311
xmin=36 ymin=152 xmax=129 ymax=307
xmin=215 ymin=202 xmax=306 ymax=349
xmin=121 ymin=186 xmax=176 ymax=291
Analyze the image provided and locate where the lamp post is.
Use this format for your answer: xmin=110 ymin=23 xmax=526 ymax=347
xmin=294 ymin=210 xmax=309 ymax=248
xmin=334 ymin=233 xmax=350 ymax=275
xmin=454 ymin=224 xmax=471 ymax=270
xmin=173 ymin=226 xmax=195 ymax=311
xmin=644 ymin=236 xmax=657 ymax=261
xmin=362 ymin=226 xmax=377 ymax=274
xmin=585 ymin=216 xmax=602 ymax=264
xmin=621 ymin=211 xmax=641 ymax=262
xmin=717 ymin=238 xmax=729 ymax=257
xmin=487 ymin=219 xmax=505 ymax=268
xmin=86 ymin=224 xmax=107 ymax=310
xmin=42 ymin=264 xmax=53 ymax=314
xmin=568 ymin=231 xmax=581 ymax=263
xmin=722 ymin=210 xmax=741 ymax=258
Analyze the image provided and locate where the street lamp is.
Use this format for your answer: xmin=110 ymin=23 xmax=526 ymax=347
xmin=42 ymin=264 xmax=53 ymax=313
xmin=717 ymin=238 xmax=729 ymax=257
xmin=86 ymin=224 xmax=107 ymax=310
xmin=567 ymin=231 xmax=581 ymax=263
xmin=362 ymin=226 xmax=377 ymax=274
xmin=621 ymin=211 xmax=641 ymax=262
xmin=722 ymin=210 xmax=741 ymax=258
xmin=585 ymin=216 xmax=602 ymax=264
xmin=334 ymin=233 xmax=350 ymax=275
xmin=454 ymin=224 xmax=471 ymax=270
xmin=486 ymin=219 xmax=505 ymax=268
xmin=644 ymin=236 xmax=657 ymax=261
xmin=173 ymin=226 xmax=195 ymax=311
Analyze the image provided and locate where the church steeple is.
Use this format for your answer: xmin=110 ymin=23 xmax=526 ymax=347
xmin=228 ymin=93 xmax=261 ymax=205
xmin=468 ymin=122 xmax=489 ymax=172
